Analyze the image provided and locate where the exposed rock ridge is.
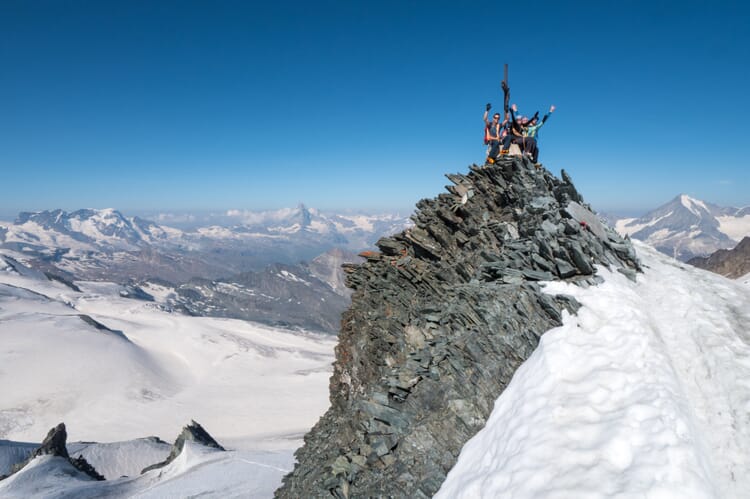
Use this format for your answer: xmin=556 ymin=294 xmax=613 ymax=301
xmin=141 ymin=420 xmax=224 ymax=474
xmin=276 ymin=157 xmax=640 ymax=498
xmin=1 ymin=423 xmax=105 ymax=481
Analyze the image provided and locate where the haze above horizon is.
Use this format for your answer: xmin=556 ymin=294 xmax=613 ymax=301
xmin=2 ymin=0 xmax=748 ymax=214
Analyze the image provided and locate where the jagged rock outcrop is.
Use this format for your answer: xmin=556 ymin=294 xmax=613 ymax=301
xmin=1 ymin=423 xmax=105 ymax=481
xmin=141 ymin=420 xmax=224 ymax=473
xmin=276 ymin=157 xmax=640 ymax=498
xmin=688 ymin=236 xmax=750 ymax=279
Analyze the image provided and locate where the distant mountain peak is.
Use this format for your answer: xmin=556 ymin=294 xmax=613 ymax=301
xmin=295 ymin=203 xmax=312 ymax=228
xmin=616 ymin=194 xmax=750 ymax=261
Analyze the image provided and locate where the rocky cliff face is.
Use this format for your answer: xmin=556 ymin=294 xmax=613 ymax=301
xmin=688 ymin=236 xmax=750 ymax=279
xmin=276 ymin=157 xmax=640 ymax=498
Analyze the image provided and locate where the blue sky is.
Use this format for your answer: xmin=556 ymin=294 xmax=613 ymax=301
xmin=1 ymin=0 xmax=748 ymax=217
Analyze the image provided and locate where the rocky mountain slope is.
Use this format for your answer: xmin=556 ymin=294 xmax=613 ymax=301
xmin=688 ymin=236 xmax=750 ymax=279
xmin=616 ymin=194 xmax=750 ymax=261
xmin=130 ymin=248 xmax=361 ymax=334
xmin=276 ymin=157 xmax=640 ymax=498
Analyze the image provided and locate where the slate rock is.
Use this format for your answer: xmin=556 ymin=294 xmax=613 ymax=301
xmin=276 ymin=157 xmax=640 ymax=499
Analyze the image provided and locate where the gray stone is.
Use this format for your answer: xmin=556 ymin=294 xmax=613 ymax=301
xmin=541 ymin=219 xmax=560 ymax=235
xmin=555 ymin=258 xmax=577 ymax=278
xmin=276 ymin=157 xmax=640 ymax=499
xmin=141 ymin=420 xmax=224 ymax=474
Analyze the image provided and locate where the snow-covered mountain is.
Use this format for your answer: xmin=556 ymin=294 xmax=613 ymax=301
xmin=224 ymin=203 xmax=410 ymax=246
xmin=3 ymin=208 xmax=175 ymax=252
xmin=616 ymin=194 xmax=750 ymax=261
xmin=0 ymin=206 xmax=410 ymax=284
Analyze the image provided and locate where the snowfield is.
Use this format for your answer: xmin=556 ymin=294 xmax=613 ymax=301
xmin=0 ymin=250 xmax=336 ymax=495
xmin=0 ymin=274 xmax=336 ymax=445
xmin=437 ymin=241 xmax=750 ymax=499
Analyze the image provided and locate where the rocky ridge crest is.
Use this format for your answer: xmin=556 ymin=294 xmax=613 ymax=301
xmin=141 ymin=420 xmax=224 ymax=474
xmin=276 ymin=156 xmax=640 ymax=498
xmin=1 ymin=423 xmax=104 ymax=481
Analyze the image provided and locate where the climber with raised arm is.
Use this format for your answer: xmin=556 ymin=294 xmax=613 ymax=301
xmin=523 ymin=105 xmax=555 ymax=163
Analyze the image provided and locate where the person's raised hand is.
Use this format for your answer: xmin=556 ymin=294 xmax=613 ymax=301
xmin=486 ymin=103 xmax=492 ymax=111
xmin=550 ymin=105 xmax=556 ymax=113
xmin=511 ymin=103 xmax=517 ymax=112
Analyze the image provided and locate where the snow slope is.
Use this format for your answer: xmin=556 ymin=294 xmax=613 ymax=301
xmin=437 ymin=241 xmax=750 ymax=498
xmin=67 ymin=438 xmax=171 ymax=480
xmin=0 ymin=252 xmax=338 ymax=495
xmin=0 ymin=255 xmax=336 ymax=446
xmin=0 ymin=440 xmax=36 ymax=476
xmin=0 ymin=441 xmax=293 ymax=498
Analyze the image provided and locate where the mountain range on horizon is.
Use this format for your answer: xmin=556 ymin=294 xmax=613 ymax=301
xmin=0 ymin=206 xmax=411 ymax=333
xmin=0 ymin=205 xmax=410 ymax=280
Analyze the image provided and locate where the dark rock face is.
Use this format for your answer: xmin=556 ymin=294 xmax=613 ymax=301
xmin=2 ymin=423 xmax=105 ymax=481
xmin=688 ymin=236 xmax=750 ymax=279
xmin=31 ymin=423 xmax=69 ymax=460
xmin=276 ymin=157 xmax=640 ymax=498
xmin=141 ymin=420 xmax=224 ymax=474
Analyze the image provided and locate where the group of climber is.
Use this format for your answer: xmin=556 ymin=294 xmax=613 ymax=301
xmin=483 ymin=79 xmax=554 ymax=165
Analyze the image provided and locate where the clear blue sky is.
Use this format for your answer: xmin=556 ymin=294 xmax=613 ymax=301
xmin=1 ymin=0 xmax=748 ymax=216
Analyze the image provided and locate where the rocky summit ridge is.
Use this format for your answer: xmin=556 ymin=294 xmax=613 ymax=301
xmin=276 ymin=156 xmax=640 ymax=498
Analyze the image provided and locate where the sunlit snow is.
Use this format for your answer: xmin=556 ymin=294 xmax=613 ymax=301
xmin=437 ymin=241 xmax=750 ymax=499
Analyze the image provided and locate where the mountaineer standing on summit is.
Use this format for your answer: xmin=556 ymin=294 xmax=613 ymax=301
xmin=482 ymin=76 xmax=511 ymax=165
xmin=483 ymin=103 xmax=505 ymax=164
